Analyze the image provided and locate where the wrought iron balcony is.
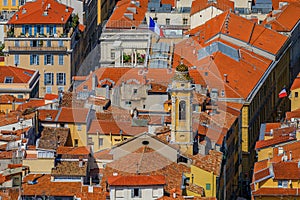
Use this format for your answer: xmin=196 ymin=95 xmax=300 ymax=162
xmin=8 ymin=46 xmax=67 ymax=53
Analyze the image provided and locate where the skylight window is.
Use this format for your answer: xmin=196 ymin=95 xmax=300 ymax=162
xmin=4 ymin=77 xmax=13 ymax=83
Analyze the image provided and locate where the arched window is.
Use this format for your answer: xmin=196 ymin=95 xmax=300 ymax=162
xmin=179 ymin=100 xmax=186 ymax=120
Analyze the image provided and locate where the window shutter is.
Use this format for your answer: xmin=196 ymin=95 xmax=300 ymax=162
xmin=30 ymin=41 xmax=33 ymax=47
xmin=131 ymin=189 xmax=134 ymax=198
xmin=44 ymin=55 xmax=47 ymax=65
xmin=37 ymin=55 xmax=39 ymax=65
xmin=54 ymin=25 xmax=56 ymax=34
xmin=34 ymin=25 xmax=37 ymax=35
xmin=41 ymin=25 xmax=44 ymax=34
xmin=30 ymin=55 xmax=33 ymax=65
xmin=63 ymin=73 xmax=66 ymax=85
xmin=29 ymin=26 xmax=32 ymax=36
xmin=22 ymin=25 xmax=25 ymax=34
xmin=51 ymin=55 xmax=54 ymax=65
xmin=47 ymin=25 xmax=50 ymax=33
xmin=44 ymin=74 xmax=47 ymax=85
xmin=51 ymin=73 xmax=53 ymax=85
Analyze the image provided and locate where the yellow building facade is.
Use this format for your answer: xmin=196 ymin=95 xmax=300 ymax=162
xmin=3 ymin=0 xmax=80 ymax=97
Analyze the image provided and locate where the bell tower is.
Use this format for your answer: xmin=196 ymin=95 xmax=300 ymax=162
xmin=170 ymin=64 xmax=194 ymax=155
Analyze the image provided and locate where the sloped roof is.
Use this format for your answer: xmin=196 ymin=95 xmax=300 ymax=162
xmin=105 ymin=0 xmax=148 ymax=29
xmin=8 ymin=0 xmax=73 ymax=24
xmin=173 ymin=37 xmax=272 ymax=100
xmin=191 ymin=0 xmax=234 ymax=15
xmin=55 ymin=107 xmax=90 ymax=123
xmin=273 ymin=161 xmax=300 ymax=179
xmin=263 ymin=2 xmax=300 ymax=32
xmin=107 ymin=175 xmax=166 ymax=186
xmin=37 ymin=127 xmax=70 ymax=150
xmin=0 ymin=66 xmax=36 ymax=84
xmin=192 ymin=150 xmax=223 ymax=176
xmin=88 ymin=119 xmax=147 ymax=136
xmin=187 ymin=11 xmax=288 ymax=56
xmin=255 ymin=135 xmax=296 ymax=150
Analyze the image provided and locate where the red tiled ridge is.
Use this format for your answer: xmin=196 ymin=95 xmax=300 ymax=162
xmin=191 ymin=0 xmax=234 ymax=15
xmin=255 ymin=135 xmax=296 ymax=150
xmin=8 ymin=0 xmax=73 ymax=24
xmin=0 ymin=66 xmax=36 ymax=84
xmin=265 ymin=122 xmax=281 ymax=133
xmin=107 ymin=175 xmax=166 ymax=186
xmin=253 ymin=168 xmax=271 ymax=182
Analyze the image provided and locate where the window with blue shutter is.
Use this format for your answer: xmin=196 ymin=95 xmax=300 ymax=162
xmin=29 ymin=26 xmax=32 ymax=36
xmin=15 ymin=40 xmax=19 ymax=47
xmin=54 ymin=25 xmax=56 ymax=34
xmin=44 ymin=73 xmax=53 ymax=85
xmin=58 ymin=40 xmax=63 ymax=47
xmin=14 ymin=54 xmax=19 ymax=65
xmin=41 ymin=25 xmax=44 ymax=35
xmin=22 ymin=25 xmax=25 ymax=34
xmin=57 ymin=73 xmax=66 ymax=85
xmin=47 ymin=25 xmax=50 ymax=34
xmin=12 ymin=0 xmax=16 ymax=6
xmin=51 ymin=55 xmax=54 ymax=65
xmin=47 ymin=40 xmax=51 ymax=47
xmin=59 ymin=54 xmax=63 ymax=65
xmin=30 ymin=55 xmax=33 ymax=65
xmin=34 ymin=25 xmax=37 ymax=36
xmin=30 ymin=41 xmax=33 ymax=47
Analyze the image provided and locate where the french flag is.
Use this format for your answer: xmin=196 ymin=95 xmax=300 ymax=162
xmin=149 ymin=17 xmax=164 ymax=37
xmin=279 ymin=88 xmax=288 ymax=98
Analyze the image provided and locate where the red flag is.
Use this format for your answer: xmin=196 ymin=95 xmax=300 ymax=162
xmin=279 ymin=88 xmax=287 ymax=98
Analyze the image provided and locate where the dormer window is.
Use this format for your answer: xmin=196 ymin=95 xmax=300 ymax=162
xmin=4 ymin=77 xmax=13 ymax=83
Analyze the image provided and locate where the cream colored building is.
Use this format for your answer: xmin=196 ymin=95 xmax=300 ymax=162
xmin=3 ymin=0 xmax=81 ymax=97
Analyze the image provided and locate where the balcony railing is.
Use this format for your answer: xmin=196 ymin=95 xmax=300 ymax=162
xmin=8 ymin=46 xmax=67 ymax=52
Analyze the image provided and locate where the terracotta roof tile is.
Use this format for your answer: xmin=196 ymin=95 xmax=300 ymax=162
xmin=56 ymin=107 xmax=90 ymax=123
xmin=22 ymin=174 xmax=82 ymax=196
xmin=60 ymin=92 xmax=85 ymax=108
xmin=8 ymin=0 xmax=73 ymax=24
xmin=51 ymin=161 xmax=87 ymax=177
xmin=88 ymin=119 xmax=147 ymax=136
xmin=273 ymin=161 xmax=300 ymax=179
xmin=291 ymin=73 xmax=300 ymax=90
xmin=93 ymin=149 xmax=113 ymax=160
xmin=265 ymin=122 xmax=281 ymax=132
xmin=253 ymin=167 xmax=271 ymax=182
xmin=192 ymin=150 xmax=223 ymax=176
xmin=17 ymin=99 xmax=46 ymax=111
xmin=173 ymin=37 xmax=272 ymax=99
xmin=38 ymin=109 xmax=59 ymax=121
xmin=286 ymin=108 xmax=300 ymax=120
xmin=37 ymin=127 xmax=70 ymax=150
xmin=107 ymin=175 xmax=166 ymax=186
xmin=253 ymin=159 xmax=268 ymax=173
xmin=0 ymin=66 xmax=36 ymax=84
xmin=255 ymin=135 xmax=296 ymax=150
xmin=44 ymin=93 xmax=59 ymax=100
xmin=263 ymin=2 xmax=300 ymax=32
xmin=188 ymin=12 xmax=288 ymax=56
xmin=191 ymin=0 xmax=233 ymax=15
xmin=105 ymin=0 xmax=148 ymax=28
xmin=252 ymin=188 xmax=300 ymax=196
xmin=56 ymin=146 xmax=90 ymax=156
xmin=102 ymin=146 xmax=190 ymax=193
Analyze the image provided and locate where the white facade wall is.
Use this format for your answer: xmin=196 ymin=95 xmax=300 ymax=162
xmin=110 ymin=186 xmax=164 ymax=200
xmin=190 ymin=7 xmax=223 ymax=29
xmin=58 ymin=0 xmax=84 ymax=24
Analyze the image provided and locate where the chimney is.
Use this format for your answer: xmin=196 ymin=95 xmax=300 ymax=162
xmin=22 ymin=8 xmax=26 ymax=14
xmin=16 ymin=14 xmax=18 ymax=20
xmin=224 ymin=74 xmax=228 ymax=83
xmin=290 ymin=151 xmax=292 ymax=161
